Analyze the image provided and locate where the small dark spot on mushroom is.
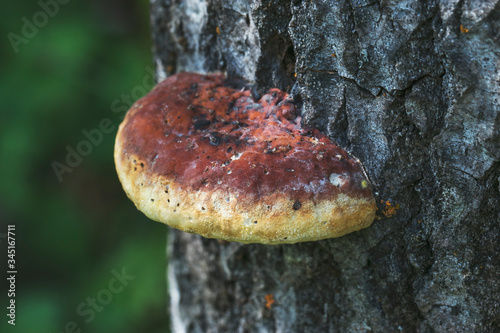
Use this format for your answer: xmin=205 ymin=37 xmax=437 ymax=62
xmin=202 ymin=207 xmax=205 ymax=210
xmin=173 ymin=209 xmax=177 ymax=212
xmin=284 ymin=237 xmax=288 ymax=240
xmin=140 ymin=162 xmax=145 ymax=168
xmin=151 ymin=199 xmax=154 ymax=202
xmin=133 ymin=159 xmax=137 ymax=163
xmin=209 ymin=133 xmax=222 ymax=146
xmin=227 ymin=146 xmax=233 ymax=152
xmin=264 ymin=168 xmax=269 ymax=174
xmin=134 ymin=167 xmax=137 ymax=171
xmin=140 ymin=183 xmax=144 ymax=186
xmin=167 ymin=199 xmax=170 ymax=203
xmin=267 ymin=205 xmax=271 ymax=209
xmin=194 ymin=118 xmax=211 ymax=130
xmin=206 ymin=156 xmax=211 ymax=159
xmin=293 ymin=200 xmax=302 ymax=210
xmin=254 ymin=221 xmax=258 ymax=224
xmin=177 ymin=203 xmax=180 ymax=207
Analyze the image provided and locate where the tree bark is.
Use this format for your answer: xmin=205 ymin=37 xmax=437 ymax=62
xmin=150 ymin=0 xmax=500 ymax=332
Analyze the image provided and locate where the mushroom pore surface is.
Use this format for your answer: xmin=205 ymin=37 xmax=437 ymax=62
xmin=114 ymin=72 xmax=376 ymax=244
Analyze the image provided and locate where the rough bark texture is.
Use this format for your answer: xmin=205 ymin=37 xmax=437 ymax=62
xmin=150 ymin=0 xmax=500 ymax=332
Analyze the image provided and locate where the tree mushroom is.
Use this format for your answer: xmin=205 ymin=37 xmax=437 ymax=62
xmin=114 ymin=72 xmax=376 ymax=244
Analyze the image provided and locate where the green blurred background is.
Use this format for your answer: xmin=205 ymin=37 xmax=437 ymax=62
xmin=1 ymin=1 xmax=171 ymax=332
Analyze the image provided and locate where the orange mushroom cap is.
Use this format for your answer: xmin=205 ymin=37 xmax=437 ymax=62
xmin=114 ymin=72 xmax=376 ymax=244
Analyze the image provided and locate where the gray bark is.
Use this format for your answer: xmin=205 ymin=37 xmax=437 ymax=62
xmin=150 ymin=0 xmax=500 ymax=332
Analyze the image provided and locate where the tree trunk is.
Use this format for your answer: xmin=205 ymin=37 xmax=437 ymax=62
xmin=150 ymin=0 xmax=500 ymax=332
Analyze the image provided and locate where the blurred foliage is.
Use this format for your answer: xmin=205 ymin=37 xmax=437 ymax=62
xmin=0 ymin=1 xmax=170 ymax=332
